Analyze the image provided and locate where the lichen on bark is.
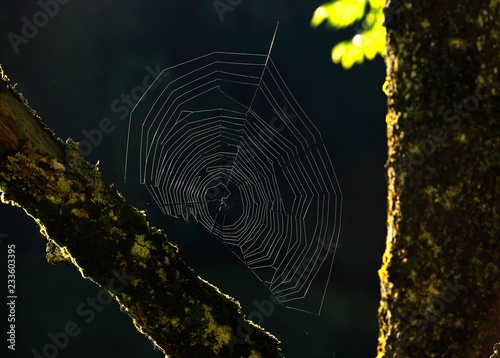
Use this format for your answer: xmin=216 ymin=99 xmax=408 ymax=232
xmin=378 ymin=1 xmax=500 ymax=357
xmin=0 ymin=65 xmax=283 ymax=358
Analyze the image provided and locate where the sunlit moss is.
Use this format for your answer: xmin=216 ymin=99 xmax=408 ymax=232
xmin=0 ymin=115 xmax=282 ymax=357
xmin=156 ymin=268 xmax=167 ymax=282
xmin=249 ymin=350 xmax=263 ymax=358
xmin=71 ymin=207 xmax=90 ymax=218
xmin=201 ymin=304 xmax=233 ymax=354
xmin=131 ymin=236 xmax=152 ymax=264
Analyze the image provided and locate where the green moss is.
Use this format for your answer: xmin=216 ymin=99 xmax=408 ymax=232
xmin=0 ymin=129 xmax=283 ymax=357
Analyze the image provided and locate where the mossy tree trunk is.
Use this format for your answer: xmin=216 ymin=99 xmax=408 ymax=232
xmin=0 ymin=68 xmax=282 ymax=358
xmin=378 ymin=0 xmax=500 ymax=357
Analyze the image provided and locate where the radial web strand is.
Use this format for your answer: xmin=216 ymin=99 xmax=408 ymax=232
xmin=124 ymin=43 xmax=342 ymax=315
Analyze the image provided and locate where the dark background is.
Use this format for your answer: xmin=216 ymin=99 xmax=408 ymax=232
xmin=0 ymin=1 xmax=387 ymax=357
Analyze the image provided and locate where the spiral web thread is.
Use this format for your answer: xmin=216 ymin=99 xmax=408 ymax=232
xmin=124 ymin=27 xmax=342 ymax=315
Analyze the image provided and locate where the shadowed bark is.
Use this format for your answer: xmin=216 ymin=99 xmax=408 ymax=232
xmin=378 ymin=0 xmax=500 ymax=357
xmin=0 ymin=66 xmax=282 ymax=358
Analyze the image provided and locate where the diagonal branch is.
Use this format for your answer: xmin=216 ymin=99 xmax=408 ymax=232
xmin=0 ymin=65 xmax=282 ymax=358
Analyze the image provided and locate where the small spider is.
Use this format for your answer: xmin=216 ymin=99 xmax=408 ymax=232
xmin=217 ymin=196 xmax=232 ymax=212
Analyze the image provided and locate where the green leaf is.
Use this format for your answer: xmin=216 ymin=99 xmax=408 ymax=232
xmin=311 ymin=0 xmax=368 ymax=29
xmin=312 ymin=0 xmax=387 ymax=69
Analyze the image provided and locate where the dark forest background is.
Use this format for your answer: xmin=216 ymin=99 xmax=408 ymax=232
xmin=0 ymin=1 xmax=386 ymax=357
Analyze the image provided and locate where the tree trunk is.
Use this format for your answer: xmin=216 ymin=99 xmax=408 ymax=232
xmin=378 ymin=0 xmax=500 ymax=357
xmin=0 ymin=67 xmax=282 ymax=358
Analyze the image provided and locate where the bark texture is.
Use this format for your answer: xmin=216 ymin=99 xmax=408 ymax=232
xmin=378 ymin=0 xmax=500 ymax=357
xmin=0 ymin=66 xmax=282 ymax=358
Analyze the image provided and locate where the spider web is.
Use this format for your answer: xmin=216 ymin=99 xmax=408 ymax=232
xmin=124 ymin=27 xmax=342 ymax=315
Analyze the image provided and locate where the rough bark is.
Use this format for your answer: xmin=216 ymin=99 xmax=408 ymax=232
xmin=378 ymin=0 xmax=500 ymax=357
xmin=0 ymin=66 xmax=282 ymax=358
